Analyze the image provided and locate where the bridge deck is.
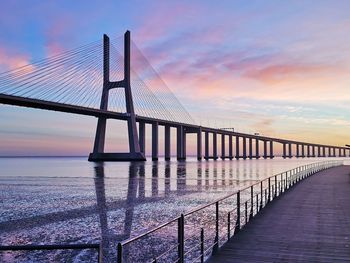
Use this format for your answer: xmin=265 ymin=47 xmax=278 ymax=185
xmin=210 ymin=165 xmax=350 ymax=263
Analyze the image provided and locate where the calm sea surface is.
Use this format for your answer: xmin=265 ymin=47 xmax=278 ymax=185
xmin=0 ymin=157 xmax=347 ymax=262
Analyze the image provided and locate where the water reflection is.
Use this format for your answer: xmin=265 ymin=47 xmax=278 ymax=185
xmin=0 ymin=157 xmax=345 ymax=262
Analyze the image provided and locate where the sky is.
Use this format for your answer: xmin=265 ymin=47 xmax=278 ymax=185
xmin=0 ymin=0 xmax=349 ymax=156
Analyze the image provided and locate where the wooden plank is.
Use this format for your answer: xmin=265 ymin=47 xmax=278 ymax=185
xmin=210 ymin=165 xmax=350 ymax=262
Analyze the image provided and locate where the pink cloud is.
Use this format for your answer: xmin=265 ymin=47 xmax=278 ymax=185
xmin=0 ymin=46 xmax=33 ymax=72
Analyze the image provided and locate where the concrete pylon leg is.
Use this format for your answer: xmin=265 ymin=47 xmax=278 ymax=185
xmin=255 ymin=138 xmax=260 ymax=159
xmin=213 ymin=132 xmax=218 ymax=160
xmin=177 ymin=126 xmax=184 ymax=160
xmin=235 ymin=136 xmax=240 ymax=160
xmin=204 ymin=131 xmax=209 ymax=160
xmin=263 ymin=140 xmax=267 ymax=159
xmin=229 ymin=135 xmax=233 ymax=160
xmin=296 ymin=144 xmax=300 ymax=157
xmin=197 ymin=128 xmax=202 ymax=160
xmin=288 ymin=143 xmax=292 ymax=158
xmin=248 ymin=138 xmax=253 ymax=159
xmin=242 ymin=137 xmax=247 ymax=159
xmin=139 ymin=122 xmax=145 ymax=154
xmin=269 ymin=141 xmax=274 ymax=159
xmin=221 ymin=134 xmax=225 ymax=159
xmin=283 ymin=143 xmax=286 ymax=159
xmin=164 ymin=125 xmax=171 ymax=160
xmin=152 ymin=122 xmax=158 ymax=161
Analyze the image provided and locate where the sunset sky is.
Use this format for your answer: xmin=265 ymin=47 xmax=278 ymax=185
xmin=0 ymin=0 xmax=349 ymax=156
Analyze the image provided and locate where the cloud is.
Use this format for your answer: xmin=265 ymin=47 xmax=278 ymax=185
xmin=0 ymin=46 xmax=33 ymax=72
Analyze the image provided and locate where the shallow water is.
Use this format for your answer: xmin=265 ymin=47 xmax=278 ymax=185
xmin=0 ymin=157 xmax=347 ymax=262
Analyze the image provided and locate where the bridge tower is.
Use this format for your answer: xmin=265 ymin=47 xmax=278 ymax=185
xmin=89 ymin=31 xmax=146 ymax=161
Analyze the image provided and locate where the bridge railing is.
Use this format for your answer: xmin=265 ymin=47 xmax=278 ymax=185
xmin=117 ymin=160 xmax=343 ymax=263
xmin=0 ymin=243 xmax=102 ymax=262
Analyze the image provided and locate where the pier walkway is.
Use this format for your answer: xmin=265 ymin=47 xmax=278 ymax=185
xmin=210 ymin=165 xmax=350 ymax=262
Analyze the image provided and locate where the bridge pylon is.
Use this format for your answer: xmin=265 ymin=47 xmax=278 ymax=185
xmin=89 ymin=31 xmax=146 ymax=162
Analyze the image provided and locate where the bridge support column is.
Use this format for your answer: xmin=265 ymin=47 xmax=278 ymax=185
xmin=177 ymin=126 xmax=184 ymax=160
xmin=269 ymin=141 xmax=274 ymax=159
xmin=89 ymin=31 xmax=145 ymax=162
xmin=343 ymin=148 xmax=346 ymax=157
xmin=229 ymin=135 xmax=233 ymax=160
xmin=301 ymin=144 xmax=305 ymax=158
xmin=213 ymin=132 xmax=218 ymax=160
xmin=333 ymin=147 xmax=336 ymax=157
xmin=307 ymin=145 xmax=310 ymax=157
xmin=255 ymin=138 xmax=260 ymax=159
xmin=312 ymin=146 xmax=315 ymax=157
xmin=197 ymin=128 xmax=202 ymax=160
xmin=204 ymin=131 xmax=209 ymax=160
xmin=296 ymin=144 xmax=300 ymax=157
xmin=249 ymin=138 xmax=253 ymax=159
xmin=263 ymin=140 xmax=267 ymax=159
xmin=242 ymin=137 xmax=247 ymax=159
xmin=282 ymin=143 xmax=286 ymax=159
xmin=164 ymin=125 xmax=171 ymax=160
xmin=322 ymin=147 xmax=326 ymax=157
xmin=317 ymin=146 xmax=321 ymax=157
xmin=139 ymin=122 xmax=146 ymax=154
xmin=235 ymin=136 xmax=240 ymax=160
xmin=221 ymin=134 xmax=225 ymax=159
xmin=152 ymin=122 xmax=159 ymax=161
xmin=288 ymin=143 xmax=292 ymax=158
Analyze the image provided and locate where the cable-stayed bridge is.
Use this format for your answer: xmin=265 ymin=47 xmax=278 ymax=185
xmin=0 ymin=31 xmax=348 ymax=161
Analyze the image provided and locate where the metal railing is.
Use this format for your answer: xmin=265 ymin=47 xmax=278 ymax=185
xmin=0 ymin=243 xmax=102 ymax=262
xmin=117 ymin=160 xmax=343 ymax=263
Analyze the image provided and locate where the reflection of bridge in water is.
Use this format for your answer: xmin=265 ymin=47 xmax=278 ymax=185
xmin=0 ymin=160 xmax=266 ymax=261
xmin=0 ymin=31 xmax=349 ymax=162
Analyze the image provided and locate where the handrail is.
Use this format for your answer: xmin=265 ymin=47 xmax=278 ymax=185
xmin=117 ymin=160 xmax=343 ymax=263
xmin=0 ymin=243 xmax=103 ymax=263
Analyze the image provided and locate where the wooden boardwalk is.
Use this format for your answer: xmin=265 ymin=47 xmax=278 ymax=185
xmin=210 ymin=165 xmax=350 ymax=263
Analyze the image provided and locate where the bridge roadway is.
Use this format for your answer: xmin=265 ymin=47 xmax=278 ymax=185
xmin=1 ymin=93 xmax=349 ymax=160
xmin=209 ymin=165 xmax=350 ymax=262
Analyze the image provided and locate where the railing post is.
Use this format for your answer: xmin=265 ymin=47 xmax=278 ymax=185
xmin=178 ymin=214 xmax=184 ymax=263
xmin=268 ymin=177 xmax=271 ymax=202
xmin=98 ymin=243 xmax=103 ymax=263
xmin=245 ymin=201 xmax=248 ymax=224
xmin=275 ymin=175 xmax=277 ymax=197
xmin=117 ymin=242 xmax=123 ymax=263
xmin=256 ymin=194 xmax=259 ymax=214
xmin=227 ymin=212 xmax=231 ymax=240
xmin=260 ymin=181 xmax=263 ymax=209
xmin=235 ymin=191 xmax=240 ymax=233
xmin=201 ymin=228 xmax=204 ymax=263
xmin=214 ymin=201 xmax=219 ymax=253
xmin=250 ymin=186 xmax=253 ymax=219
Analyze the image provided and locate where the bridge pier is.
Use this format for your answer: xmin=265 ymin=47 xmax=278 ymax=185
xmin=322 ymin=146 xmax=326 ymax=157
xmin=269 ymin=141 xmax=274 ymax=159
xmin=89 ymin=32 xmax=145 ymax=162
xmin=242 ymin=137 xmax=247 ymax=159
xmin=288 ymin=143 xmax=292 ymax=158
xmin=177 ymin=126 xmax=185 ymax=160
xmin=229 ymin=135 xmax=233 ymax=160
xmin=282 ymin=143 xmax=286 ymax=159
xmin=164 ymin=125 xmax=171 ymax=160
xmin=307 ymin=145 xmax=311 ymax=157
xmin=256 ymin=139 xmax=260 ymax=159
xmin=204 ymin=131 xmax=209 ymax=160
xmin=296 ymin=144 xmax=300 ymax=157
xmin=317 ymin=146 xmax=321 ymax=157
xmin=197 ymin=128 xmax=202 ymax=160
xmin=249 ymin=138 xmax=253 ymax=159
xmin=152 ymin=122 xmax=159 ymax=161
xmin=213 ymin=132 xmax=218 ymax=160
xmin=235 ymin=136 xmax=240 ymax=160
xmin=301 ymin=144 xmax=305 ymax=158
xmin=139 ymin=122 xmax=146 ymax=154
xmin=221 ymin=134 xmax=226 ymax=159
xmin=263 ymin=140 xmax=268 ymax=159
